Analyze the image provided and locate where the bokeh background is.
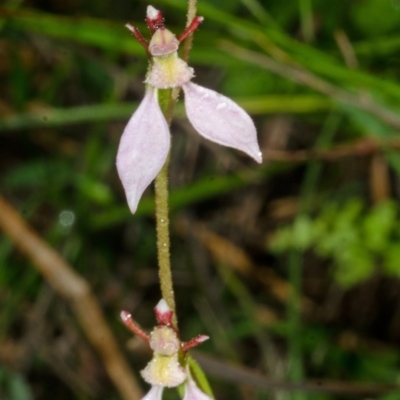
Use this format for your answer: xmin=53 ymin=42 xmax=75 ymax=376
xmin=2 ymin=0 xmax=400 ymax=399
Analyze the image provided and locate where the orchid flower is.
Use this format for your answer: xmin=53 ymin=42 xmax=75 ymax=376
xmin=121 ymin=299 xmax=211 ymax=400
xmin=117 ymin=5 xmax=263 ymax=213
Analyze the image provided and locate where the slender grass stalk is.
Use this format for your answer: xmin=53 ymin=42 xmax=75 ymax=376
xmin=287 ymin=249 xmax=304 ymax=400
xmin=299 ymin=0 xmax=314 ymax=43
xmin=287 ymin=112 xmax=341 ymax=400
xmin=181 ymin=0 xmax=197 ymax=62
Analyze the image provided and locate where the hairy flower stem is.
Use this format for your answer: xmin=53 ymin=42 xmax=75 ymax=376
xmin=155 ymin=89 xmax=177 ymax=327
xmin=154 ymin=166 xmax=176 ymax=324
xmin=154 ymin=1 xmax=198 ymax=328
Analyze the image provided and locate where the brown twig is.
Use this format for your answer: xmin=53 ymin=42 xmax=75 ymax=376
xmin=370 ymin=153 xmax=391 ymax=203
xmin=221 ymin=41 xmax=400 ymax=130
xmin=0 ymin=195 xmax=143 ymax=400
xmin=263 ymin=137 xmax=400 ymax=163
xmin=176 ymin=217 xmax=315 ymax=314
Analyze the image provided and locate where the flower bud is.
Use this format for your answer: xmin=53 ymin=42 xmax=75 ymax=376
xmin=154 ymin=298 xmax=173 ymax=326
xmin=147 ymin=5 xmax=160 ymax=20
xmin=146 ymin=5 xmax=164 ymax=32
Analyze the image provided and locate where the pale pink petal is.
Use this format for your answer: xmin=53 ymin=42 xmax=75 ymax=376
xmin=142 ymin=385 xmax=164 ymax=400
xmin=183 ymin=378 xmax=213 ymax=400
xmin=116 ymin=87 xmax=170 ymax=213
xmin=182 ymin=82 xmax=262 ymax=163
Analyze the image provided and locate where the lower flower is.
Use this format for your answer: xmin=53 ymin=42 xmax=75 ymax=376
xmin=142 ymin=385 xmax=164 ymax=400
xmin=183 ymin=376 xmax=214 ymax=400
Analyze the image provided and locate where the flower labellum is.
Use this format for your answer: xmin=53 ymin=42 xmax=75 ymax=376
xmin=117 ymin=6 xmax=262 ymax=213
xmin=141 ymin=352 xmax=186 ymax=387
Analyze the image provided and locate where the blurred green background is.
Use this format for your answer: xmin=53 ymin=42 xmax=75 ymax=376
xmin=2 ymin=0 xmax=400 ymax=399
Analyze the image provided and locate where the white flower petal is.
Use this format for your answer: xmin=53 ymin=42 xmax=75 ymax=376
xmin=142 ymin=385 xmax=164 ymax=400
xmin=183 ymin=377 xmax=213 ymax=400
xmin=183 ymin=82 xmax=262 ymax=163
xmin=116 ymin=87 xmax=170 ymax=213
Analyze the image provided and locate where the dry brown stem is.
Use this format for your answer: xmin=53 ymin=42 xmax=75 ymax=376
xmin=176 ymin=217 xmax=314 ymax=313
xmin=263 ymin=137 xmax=400 ymax=163
xmin=370 ymin=153 xmax=391 ymax=203
xmin=334 ymin=30 xmax=359 ymax=69
xmin=0 ymin=195 xmax=142 ymax=400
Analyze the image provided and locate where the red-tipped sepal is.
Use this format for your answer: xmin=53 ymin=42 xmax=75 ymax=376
xmin=120 ymin=310 xmax=150 ymax=342
xmin=178 ymin=16 xmax=204 ymax=42
xmin=182 ymin=334 xmax=209 ymax=352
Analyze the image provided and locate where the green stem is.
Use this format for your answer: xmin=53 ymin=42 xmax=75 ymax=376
xmin=299 ymin=0 xmax=314 ymax=43
xmin=156 ymin=88 xmax=176 ymax=325
xmin=287 ymin=249 xmax=304 ymax=400
xmin=154 ymin=0 xmax=199 ymax=327
xmin=154 ymin=154 xmax=177 ymax=325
